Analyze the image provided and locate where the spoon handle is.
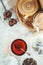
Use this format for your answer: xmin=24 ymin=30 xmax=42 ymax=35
xmin=21 ymin=48 xmax=30 ymax=56
xmin=0 ymin=0 xmax=7 ymax=11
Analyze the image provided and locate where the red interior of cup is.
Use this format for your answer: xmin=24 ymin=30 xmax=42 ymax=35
xmin=11 ymin=39 xmax=27 ymax=55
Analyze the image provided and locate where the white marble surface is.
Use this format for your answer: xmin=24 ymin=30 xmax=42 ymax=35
xmin=0 ymin=0 xmax=43 ymax=65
